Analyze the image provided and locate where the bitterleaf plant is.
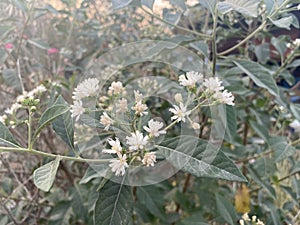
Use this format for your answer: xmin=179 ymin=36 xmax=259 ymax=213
xmin=1 ymin=0 xmax=300 ymax=224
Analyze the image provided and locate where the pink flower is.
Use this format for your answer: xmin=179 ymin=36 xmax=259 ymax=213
xmin=47 ymin=47 xmax=59 ymax=54
xmin=5 ymin=43 xmax=14 ymax=50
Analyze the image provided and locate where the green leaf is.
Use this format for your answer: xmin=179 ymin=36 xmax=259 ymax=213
xmin=111 ymin=0 xmax=134 ymax=10
xmin=34 ymin=104 xmax=70 ymax=138
xmin=52 ymin=96 xmax=75 ymax=152
xmin=233 ymin=59 xmax=279 ymax=96
xmin=271 ymin=36 xmax=288 ymax=59
xmin=0 ymin=122 xmax=19 ymax=147
xmin=216 ymin=194 xmax=237 ymax=225
xmin=141 ymin=0 xmax=154 ymax=10
xmin=163 ymin=9 xmax=181 ymax=25
xmin=156 ymin=136 xmax=247 ymax=182
xmin=290 ymin=103 xmax=300 ymax=121
xmin=249 ymin=120 xmax=270 ymax=145
xmin=270 ymin=137 xmax=296 ymax=162
xmin=248 ymin=166 xmax=276 ymax=199
xmin=189 ymin=41 xmax=209 ymax=58
xmin=136 ymin=186 xmax=166 ymax=220
xmin=170 ymin=0 xmax=186 ymax=11
xmin=80 ymin=167 xmax=99 ymax=184
xmin=217 ymin=0 xmax=259 ymax=17
xmin=33 ymin=156 xmax=61 ymax=192
xmin=198 ymin=0 xmax=217 ymax=14
xmin=93 ymin=180 xmax=133 ymax=225
xmin=2 ymin=69 xmax=22 ymax=92
xmin=48 ymin=201 xmax=72 ymax=225
xmin=224 ymin=105 xmax=237 ymax=143
xmin=270 ymin=16 xmax=293 ymax=30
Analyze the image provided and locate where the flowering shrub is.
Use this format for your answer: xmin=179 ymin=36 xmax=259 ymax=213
xmin=1 ymin=0 xmax=300 ymax=225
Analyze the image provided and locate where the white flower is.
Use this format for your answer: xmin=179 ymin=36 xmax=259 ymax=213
xmin=142 ymin=152 xmax=156 ymax=167
xmin=293 ymin=38 xmax=300 ymax=46
xmin=242 ymin=213 xmax=250 ymax=221
xmin=192 ymin=122 xmax=200 ymax=130
xmin=134 ymin=90 xmax=143 ymax=102
xmin=29 ymin=84 xmax=47 ymax=96
xmin=203 ymin=77 xmax=224 ymax=93
xmin=16 ymin=92 xmax=28 ymax=103
xmin=174 ymin=93 xmax=183 ymax=103
xmin=132 ymin=101 xmax=148 ymax=116
xmin=108 ymin=81 xmax=125 ymax=96
xmin=252 ymin=216 xmax=257 ymax=222
xmin=103 ymin=138 xmax=122 ymax=157
xmin=213 ymin=89 xmax=235 ymax=105
xmin=100 ymin=112 xmax=113 ymax=130
xmin=169 ymin=102 xmax=191 ymax=123
xmin=143 ymin=119 xmax=166 ymax=137
xmin=116 ymin=98 xmax=128 ymax=113
xmin=126 ymin=131 xmax=148 ymax=151
xmin=70 ymin=100 xmax=84 ymax=121
xmin=72 ymin=78 xmax=99 ymax=100
xmin=179 ymin=71 xmax=203 ymax=88
xmin=5 ymin=103 xmax=21 ymax=115
xmin=0 ymin=115 xmax=7 ymax=124
xmin=239 ymin=220 xmax=245 ymax=225
xmin=298 ymin=4 xmax=300 ymax=10
xmin=109 ymin=154 xmax=128 ymax=176
xmin=256 ymin=219 xmax=265 ymax=225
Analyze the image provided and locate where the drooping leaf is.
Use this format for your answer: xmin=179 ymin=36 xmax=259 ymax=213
xmin=34 ymin=104 xmax=70 ymax=138
xmin=290 ymin=103 xmax=300 ymax=121
xmin=233 ymin=59 xmax=279 ymax=96
xmin=216 ymin=194 xmax=238 ymax=225
xmin=217 ymin=0 xmax=259 ymax=17
xmin=93 ymin=180 xmax=133 ymax=225
xmin=189 ymin=41 xmax=209 ymax=58
xmin=156 ymin=136 xmax=247 ymax=182
xmin=52 ymin=96 xmax=75 ymax=152
xmin=0 ymin=122 xmax=19 ymax=147
xmin=270 ymin=16 xmax=293 ymax=30
xmin=33 ymin=156 xmax=61 ymax=192
xmin=80 ymin=167 xmax=100 ymax=184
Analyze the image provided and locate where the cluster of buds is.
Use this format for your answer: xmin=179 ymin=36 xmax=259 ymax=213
xmin=239 ymin=213 xmax=265 ymax=225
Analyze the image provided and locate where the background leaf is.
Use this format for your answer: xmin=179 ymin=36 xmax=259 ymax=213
xmin=234 ymin=59 xmax=279 ymax=96
xmin=94 ymin=180 xmax=133 ymax=225
xmin=0 ymin=122 xmax=19 ymax=147
xmin=217 ymin=0 xmax=259 ymax=17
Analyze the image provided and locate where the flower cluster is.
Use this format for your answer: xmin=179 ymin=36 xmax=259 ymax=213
xmin=0 ymin=84 xmax=47 ymax=125
xmin=239 ymin=213 xmax=265 ymax=225
xmin=70 ymin=72 xmax=234 ymax=176
xmin=71 ymin=78 xmax=100 ymax=121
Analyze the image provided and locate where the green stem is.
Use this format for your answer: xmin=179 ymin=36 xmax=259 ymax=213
xmin=0 ymin=147 xmax=110 ymax=163
xmin=217 ymin=0 xmax=290 ymax=56
xmin=217 ymin=21 xmax=267 ymax=56
xmin=140 ymin=6 xmax=212 ymax=40
xmin=27 ymin=108 xmax=32 ymax=150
